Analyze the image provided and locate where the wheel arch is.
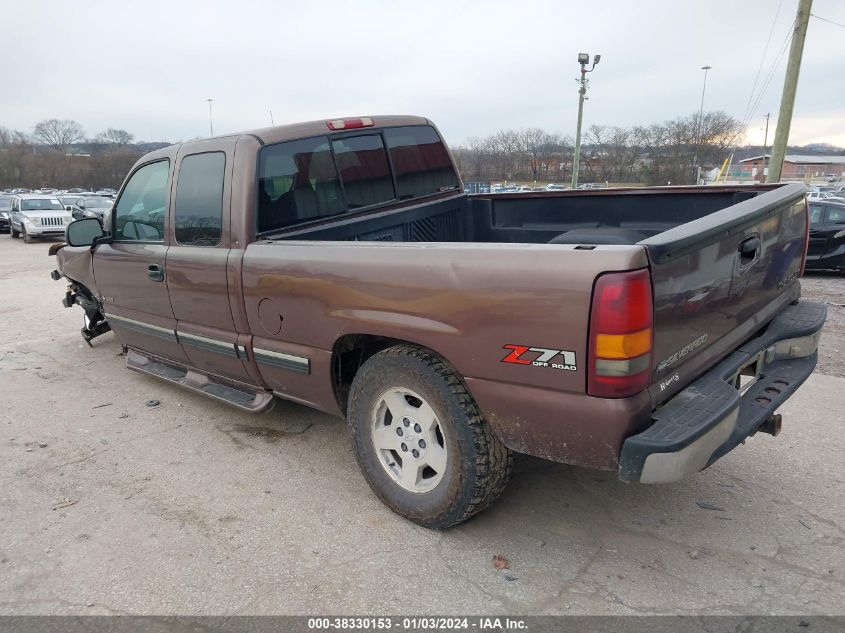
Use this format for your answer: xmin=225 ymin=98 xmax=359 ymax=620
xmin=330 ymin=333 xmax=463 ymax=416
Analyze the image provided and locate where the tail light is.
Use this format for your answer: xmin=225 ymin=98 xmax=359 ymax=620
xmin=588 ymin=268 xmax=653 ymax=398
xmin=800 ymin=198 xmax=810 ymax=277
xmin=326 ymin=117 xmax=374 ymax=131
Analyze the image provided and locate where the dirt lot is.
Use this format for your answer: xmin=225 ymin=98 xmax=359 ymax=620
xmin=0 ymin=238 xmax=843 ymax=616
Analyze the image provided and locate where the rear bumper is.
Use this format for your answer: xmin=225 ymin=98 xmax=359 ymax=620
xmin=618 ymin=300 xmax=826 ymax=483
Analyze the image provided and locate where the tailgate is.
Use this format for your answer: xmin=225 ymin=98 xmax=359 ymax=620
xmin=641 ymin=183 xmax=808 ymax=406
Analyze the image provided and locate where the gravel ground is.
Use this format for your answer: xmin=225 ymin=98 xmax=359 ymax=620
xmin=0 ymin=238 xmax=843 ymax=616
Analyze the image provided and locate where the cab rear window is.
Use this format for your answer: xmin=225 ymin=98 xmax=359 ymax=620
xmin=257 ymin=124 xmax=458 ymax=233
xmin=331 ymin=134 xmax=395 ymax=209
xmin=384 ymin=126 xmax=458 ymax=200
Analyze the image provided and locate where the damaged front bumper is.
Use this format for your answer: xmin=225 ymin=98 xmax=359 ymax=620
xmin=618 ymin=300 xmax=827 ymax=484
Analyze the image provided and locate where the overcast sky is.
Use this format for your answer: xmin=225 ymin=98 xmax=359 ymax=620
xmin=3 ymin=0 xmax=844 ymax=147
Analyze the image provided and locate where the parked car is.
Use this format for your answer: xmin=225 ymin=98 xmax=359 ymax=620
xmin=9 ymin=194 xmax=73 ymax=243
xmin=807 ymin=191 xmax=837 ymax=201
xmin=0 ymin=195 xmax=12 ymax=233
xmin=825 ymin=174 xmax=842 ymax=182
xmin=61 ymin=195 xmax=113 ymax=221
xmin=545 ymin=183 xmax=570 ymax=191
xmin=53 ymin=115 xmax=825 ymax=528
xmin=806 ymin=201 xmax=845 ymax=271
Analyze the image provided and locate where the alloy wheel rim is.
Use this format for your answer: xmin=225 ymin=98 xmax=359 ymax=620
xmin=370 ymin=387 xmax=448 ymax=494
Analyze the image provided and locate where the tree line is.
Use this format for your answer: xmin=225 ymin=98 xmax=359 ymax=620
xmin=451 ymin=111 xmax=745 ymax=185
xmin=0 ymin=119 xmax=157 ymax=190
xmin=2 ymin=111 xmax=746 ymax=190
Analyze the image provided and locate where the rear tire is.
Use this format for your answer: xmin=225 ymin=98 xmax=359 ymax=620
xmin=348 ymin=344 xmax=512 ymax=528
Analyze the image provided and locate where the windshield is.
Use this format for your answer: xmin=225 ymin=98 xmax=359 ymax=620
xmin=21 ymin=198 xmax=63 ymax=211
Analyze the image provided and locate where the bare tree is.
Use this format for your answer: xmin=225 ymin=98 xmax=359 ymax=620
xmin=521 ymin=128 xmax=547 ymax=181
xmin=96 ymin=128 xmax=134 ymax=147
xmin=33 ymin=119 xmax=85 ymax=152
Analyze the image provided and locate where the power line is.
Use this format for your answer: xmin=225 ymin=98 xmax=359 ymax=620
xmin=724 ymin=15 xmax=795 ymax=152
xmin=740 ymin=0 xmax=784 ymax=127
xmin=744 ymin=17 xmax=795 ymax=132
xmin=811 ymin=13 xmax=845 ymax=29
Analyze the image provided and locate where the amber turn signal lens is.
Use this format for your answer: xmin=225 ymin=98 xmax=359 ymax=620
xmin=594 ymin=328 xmax=652 ymax=359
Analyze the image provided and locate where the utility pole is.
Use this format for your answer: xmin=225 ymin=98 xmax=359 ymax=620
xmin=767 ymin=0 xmax=812 ymax=183
xmin=571 ymin=53 xmax=601 ymax=189
xmin=206 ymin=98 xmax=214 ymax=137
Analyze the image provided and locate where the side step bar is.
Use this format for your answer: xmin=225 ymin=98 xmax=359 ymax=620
xmin=126 ymin=349 xmax=275 ymax=413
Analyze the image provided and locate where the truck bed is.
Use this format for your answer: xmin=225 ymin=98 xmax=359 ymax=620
xmin=266 ymin=184 xmax=781 ymax=246
xmin=257 ymin=181 xmax=810 ymax=414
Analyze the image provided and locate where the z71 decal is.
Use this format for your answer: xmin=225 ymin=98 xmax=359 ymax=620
xmin=501 ymin=345 xmax=577 ymax=371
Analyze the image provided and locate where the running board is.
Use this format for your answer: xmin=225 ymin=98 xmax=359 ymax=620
xmin=126 ymin=349 xmax=275 ymax=413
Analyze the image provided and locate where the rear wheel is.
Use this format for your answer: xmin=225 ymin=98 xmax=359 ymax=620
xmin=348 ymin=344 xmax=512 ymax=528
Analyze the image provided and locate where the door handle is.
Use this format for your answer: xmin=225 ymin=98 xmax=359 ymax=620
xmin=147 ymin=264 xmax=165 ymax=282
xmin=739 ymin=236 xmax=761 ymax=260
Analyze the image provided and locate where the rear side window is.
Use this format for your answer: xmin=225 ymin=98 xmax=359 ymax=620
xmin=384 ymin=126 xmax=458 ymax=200
xmin=828 ymin=206 xmax=845 ymax=223
xmin=258 ymin=136 xmax=345 ymax=232
xmin=174 ymin=152 xmax=225 ymax=246
xmin=331 ymin=134 xmax=395 ymax=209
xmin=809 ymin=205 xmax=823 ymax=225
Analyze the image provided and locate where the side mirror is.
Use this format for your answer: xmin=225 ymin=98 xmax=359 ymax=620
xmin=66 ymin=218 xmax=105 ymax=247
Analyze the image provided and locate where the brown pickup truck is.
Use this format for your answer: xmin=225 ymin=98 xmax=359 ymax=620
xmin=53 ymin=115 xmax=826 ymax=528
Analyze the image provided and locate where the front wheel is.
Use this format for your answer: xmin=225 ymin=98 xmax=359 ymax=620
xmin=10 ymin=224 xmax=19 ymax=238
xmin=348 ymin=345 xmax=512 ymax=528
xmin=22 ymin=226 xmax=33 ymax=243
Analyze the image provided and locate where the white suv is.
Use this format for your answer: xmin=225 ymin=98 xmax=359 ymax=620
xmin=9 ymin=194 xmax=73 ymax=243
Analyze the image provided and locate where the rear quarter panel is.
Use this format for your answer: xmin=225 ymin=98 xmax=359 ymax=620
xmin=241 ymin=241 xmax=648 ymax=412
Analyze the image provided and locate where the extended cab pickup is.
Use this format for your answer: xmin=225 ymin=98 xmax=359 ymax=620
xmin=53 ymin=115 xmax=826 ymax=528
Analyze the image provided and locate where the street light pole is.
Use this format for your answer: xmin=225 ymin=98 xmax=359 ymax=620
xmin=763 ymin=113 xmax=771 ymax=148
xmin=571 ymin=53 xmax=601 ymax=189
xmin=692 ymin=65 xmax=711 ymax=184
xmin=206 ymin=98 xmax=214 ymax=137
xmin=762 ymin=112 xmax=771 ymax=180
